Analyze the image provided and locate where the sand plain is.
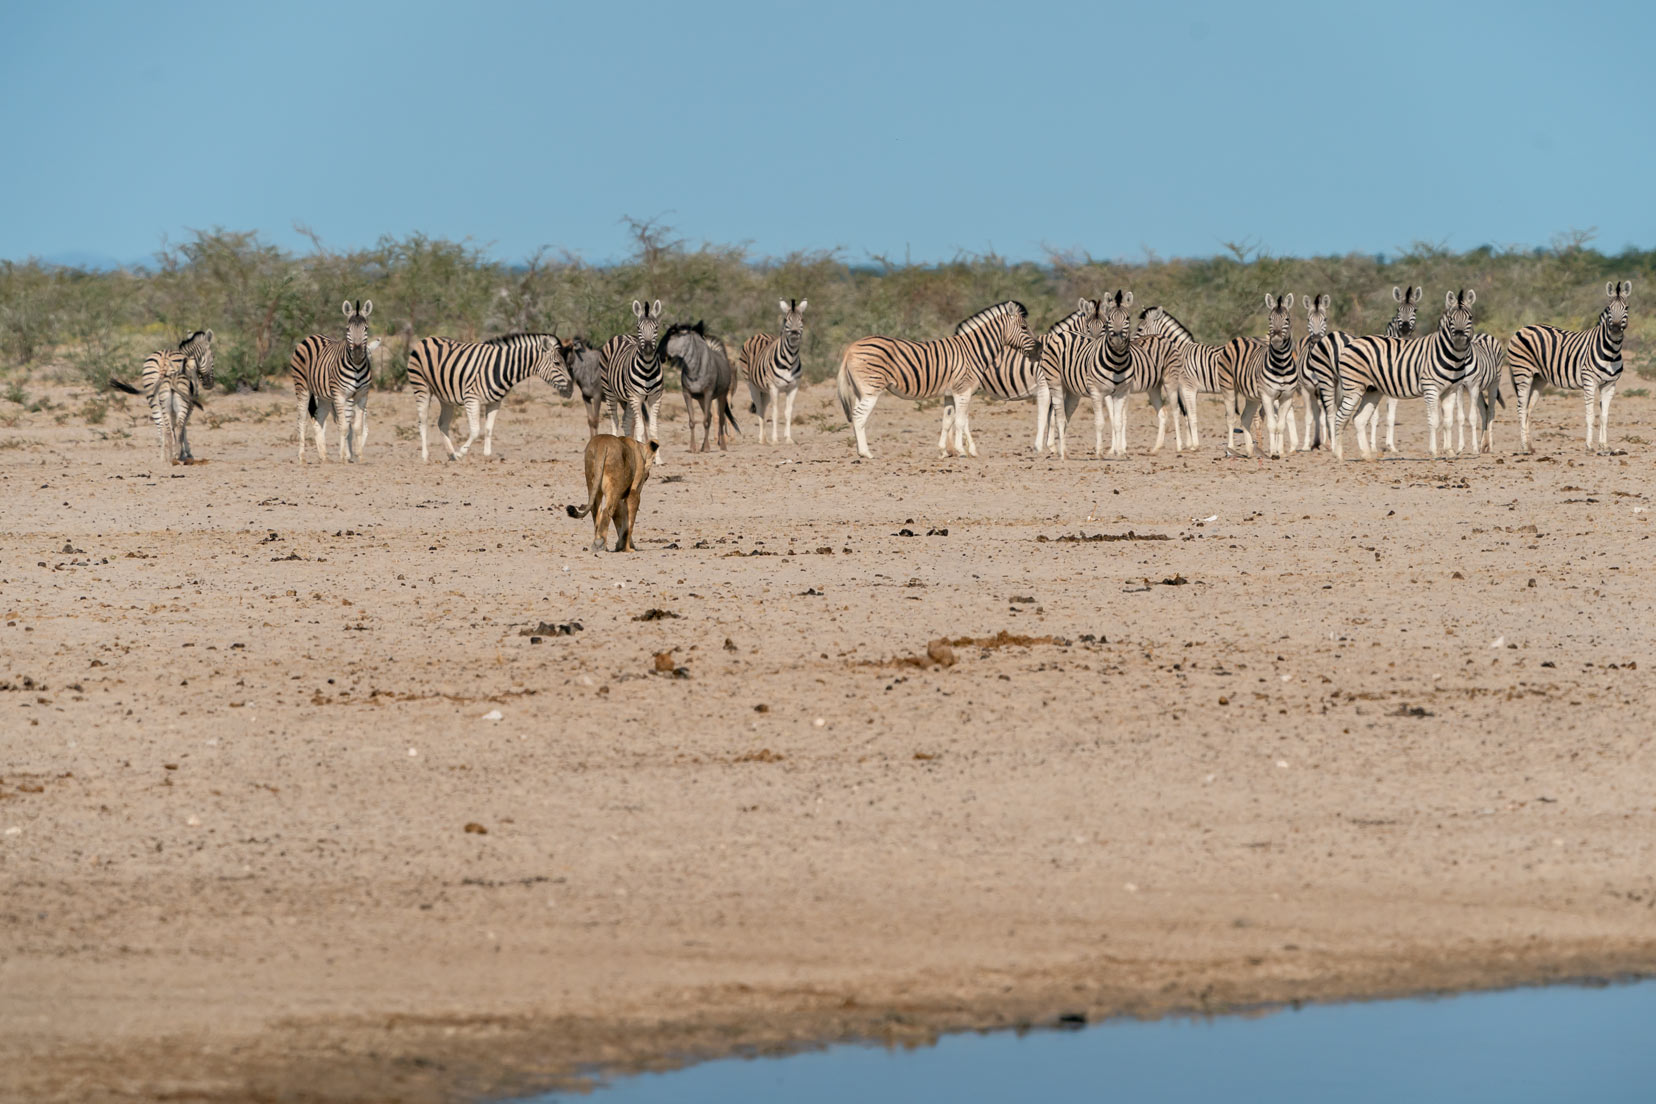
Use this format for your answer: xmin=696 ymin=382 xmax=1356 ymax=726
xmin=2 ymin=382 xmax=1654 ymax=1102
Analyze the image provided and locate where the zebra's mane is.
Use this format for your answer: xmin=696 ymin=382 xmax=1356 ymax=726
xmin=177 ymin=330 xmax=210 ymax=350
xmin=1137 ymin=306 xmax=1195 ymax=343
xmin=953 ymin=300 xmax=1028 ymax=336
xmin=480 ymin=332 xmax=557 ymax=346
xmin=1045 ymin=305 xmax=1094 ymax=337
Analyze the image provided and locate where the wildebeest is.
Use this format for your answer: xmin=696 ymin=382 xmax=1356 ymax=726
xmin=558 ymin=336 xmax=607 ymax=437
xmin=660 ymin=321 xmax=740 ymax=451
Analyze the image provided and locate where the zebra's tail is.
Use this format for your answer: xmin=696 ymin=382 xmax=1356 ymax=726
xmin=109 ymin=378 xmax=142 ymax=395
xmin=836 ymin=346 xmax=861 ymax=423
xmin=1493 ymin=372 xmax=1506 ymax=409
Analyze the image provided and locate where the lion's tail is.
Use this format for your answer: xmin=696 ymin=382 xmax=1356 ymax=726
xmin=566 ymin=466 xmax=602 ymax=519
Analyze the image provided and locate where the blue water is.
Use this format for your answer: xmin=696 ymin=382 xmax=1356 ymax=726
xmin=521 ymin=980 xmax=1656 ymax=1103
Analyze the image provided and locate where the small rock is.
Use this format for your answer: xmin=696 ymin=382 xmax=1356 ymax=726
xmin=926 ymin=639 xmax=956 ymax=668
xmin=464 ymin=822 xmax=488 ymax=835
xmin=480 ymin=709 xmax=503 ymax=721
xmin=653 ymin=651 xmax=676 ymax=673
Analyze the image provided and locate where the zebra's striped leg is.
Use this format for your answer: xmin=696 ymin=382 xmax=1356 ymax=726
xmin=1091 ymin=393 xmax=1107 ymax=458
xmin=295 ymin=390 xmax=311 ymax=463
xmin=1222 ymin=392 xmax=1241 ymax=455
xmin=1033 ymin=379 xmax=1050 ymax=453
xmin=1059 ymin=391 xmax=1079 ymax=461
xmin=1582 ymin=384 xmax=1598 ymax=452
xmin=953 ymin=392 xmax=973 ymax=456
xmin=352 ymin=393 xmax=369 ymax=460
xmin=435 ymin=402 xmax=461 ymax=460
xmin=1147 ymin=393 xmax=1167 ymax=455
xmin=148 ymin=396 xmax=167 ymax=459
xmin=312 ymin=401 xmax=330 ymax=462
xmin=646 ymin=393 xmax=663 ymax=446
xmin=1184 ymin=387 xmax=1201 ymax=449
xmin=1235 ymin=399 xmax=1260 ymax=457
xmin=454 ymin=400 xmax=482 ymax=458
xmin=850 ymin=394 xmax=878 ymax=459
xmin=607 ymin=397 xmax=622 ymax=436
xmin=415 ymin=392 xmax=431 ymax=461
xmin=783 ymin=388 xmax=797 ymax=444
xmin=1598 ymin=384 xmax=1615 ymax=450
xmin=768 ymin=385 xmax=781 ymax=444
xmin=175 ymin=395 xmax=193 ymax=462
xmin=937 ymin=398 xmax=956 ymax=456
xmin=482 ymin=403 xmax=501 ymax=458
xmin=1383 ymin=398 xmax=1400 ymax=454
xmin=1515 ymin=374 xmax=1534 ymax=454
xmin=1279 ymin=395 xmax=1297 ymax=457
xmin=1321 ymin=387 xmax=1345 ymax=461
xmin=1425 ymin=390 xmax=1442 ymax=459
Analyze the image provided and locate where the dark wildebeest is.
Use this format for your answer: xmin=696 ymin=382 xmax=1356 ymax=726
xmin=558 ymin=335 xmax=607 ymax=437
xmin=660 ymin=321 xmax=740 ymax=451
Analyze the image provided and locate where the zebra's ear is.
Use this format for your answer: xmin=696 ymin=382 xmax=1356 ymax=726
xmin=1393 ymin=286 xmax=1404 ymax=303
xmin=1121 ymin=290 xmax=1134 ymax=308
xmin=632 ymin=300 xmax=645 ymax=319
xmin=1318 ymin=294 xmax=1331 ymax=313
xmin=1410 ymin=286 xmax=1423 ymax=304
xmin=361 ymin=300 xmax=372 ymax=318
xmin=1078 ymin=297 xmax=1092 ymax=314
xmin=1444 ymin=290 xmax=1458 ymax=310
xmin=1622 ymin=280 xmax=1633 ymax=298
xmin=205 ymin=329 xmax=214 ymax=341
xmin=1264 ymin=294 xmax=1276 ymax=311
xmin=342 ymin=300 xmax=355 ymax=318
xmin=1607 ymin=281 xmax=1618 ymax=299
xmin=779 ymin=299 xmax=791 ymax=314
xmin=797 ymin=299 xmax=807 ymax=313
xmin=651 ymin=299 xmax=663 ymax=318
xmin=1302 ymin=295 xmax=1313 ymax=313
xmin=1462 ymin=288 xmax=1476 ymax=307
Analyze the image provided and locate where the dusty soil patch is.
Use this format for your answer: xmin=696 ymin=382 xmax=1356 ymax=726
xmin=2 ymin=384 xmax=1655 ymax=1102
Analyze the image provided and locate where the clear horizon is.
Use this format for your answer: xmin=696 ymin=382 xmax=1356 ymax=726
xmin=4 ymin=0 xmax=1651 ymax=267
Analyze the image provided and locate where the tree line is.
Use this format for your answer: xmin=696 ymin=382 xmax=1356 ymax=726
xmin=2 ymin=222 xmax=1649 ymax=393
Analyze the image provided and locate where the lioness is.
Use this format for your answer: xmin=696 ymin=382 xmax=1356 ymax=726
xmin=566 ymin=434 xmax=659 ymax=552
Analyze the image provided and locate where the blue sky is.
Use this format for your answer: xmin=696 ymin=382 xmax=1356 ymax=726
xmin=2 ymin=1 xmax=1650 ymax=266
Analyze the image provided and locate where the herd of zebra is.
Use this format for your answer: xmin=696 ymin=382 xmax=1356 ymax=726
xmin=837 ymin=281 xmax=1635 ymax=461
xmin=113 ymin=281 xmax=1632 ymax=465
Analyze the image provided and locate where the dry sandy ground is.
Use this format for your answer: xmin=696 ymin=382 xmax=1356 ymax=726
xmin=2 ymin=381 xmax=1654 ymax=1103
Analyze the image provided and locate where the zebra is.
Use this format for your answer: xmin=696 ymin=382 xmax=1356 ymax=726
xmin=406 ymin=333 xmax=572 ymax=461
xmin=837 ymin=299 xmax=1038 ymax=459
xmin=1024 ymin=299 xmax=1104 ymax=454
xmin=1292 ymin=294 xmax=1331 ymax=451
xmin=1232 ymin=294 xmax=1301 ymax=458
xmin=1359 ymin=287 xmax=1426 ymax=455
xmin=661 ymin=321 xmax=740 ymax=452
xmin=968 ymin=298 xmax=1099 ymax=454
xmin=1303 ymin=286 xmax=1420 ymax=457
xmin=600 ymin=299 xmax=665 ymax=445
xmin=109 ymin=329 xmax=215 ymax=461
xmin=1138 ymin=306 xmax=1250 ymax=452
xmin=1331 ymin=289 xmax=1478 ymax=460
xmin=1509 ymin=280 xmax=1633 ymax=453
xmin=1442 ymin=332 xmax=1506 ymax=455
xmin=290 ymin=300 xmax=374 ymax=463
xmin=1047 ymin=291 xmax=1179 ymax=458
xmin=739 ymin=299 xmax=807 ymax=444
xmin=557 ymin=336 xmax=607 ymax=437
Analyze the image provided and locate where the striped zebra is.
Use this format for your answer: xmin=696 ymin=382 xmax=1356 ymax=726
xmin=290 ymin=300 xmax=374 ymax=463
xmin=1031 ymin=299 xmax=1104 ymax=454
xmin=1292 ymin=294 xmax=1331 ymax=451
xmin=1304 ymin=286 xmax=1420 ymax=457
xmin=1359 ymin=287 xmax=1427 ymax=455
xmin=836 ymin=299 xmax=1038 ymax=459
xmin=110 ymin=329 xmax=216 ymax=461
xmin=1442 ymin=332 xmax=1506 ymax=455
xmin=738 ymin=298 xmax=808 ymax=444
xmin=1232 ymin=294 xmax=1300 ymax=458
xmin=1331 ymin=290 xmax=1478 ymax=460
xmin=970 ymin=298 xmax=1099 ymax=454
xmin=1047 ymin=291 xmax=1179 ymax=458
xmin=1509 ymin=280 xmax=1633 ymax=453
xmin=406 ymin=333 xmax=572 ymax=461
xmin=1139 ymin=306 xmax=1251 ymax=452
xmin=600 ymin=299 xmax=665 ymax=445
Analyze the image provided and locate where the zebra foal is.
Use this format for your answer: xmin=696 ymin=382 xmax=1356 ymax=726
xmin=739 ymin=299 xmax=808 ymax=444
xmin=406 ymin=333 xmax=572 ymax=460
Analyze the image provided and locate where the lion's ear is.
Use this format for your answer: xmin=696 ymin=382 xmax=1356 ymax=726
xmin=648 ymin=440 xmax=660 ymax=454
